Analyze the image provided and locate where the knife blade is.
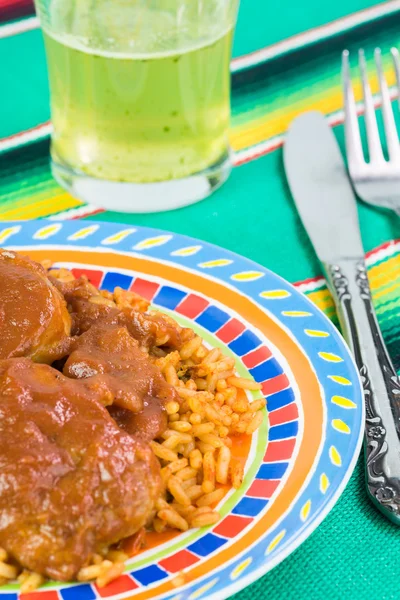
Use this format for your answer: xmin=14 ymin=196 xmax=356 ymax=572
xmin=284 ymin=110 xmax=400 ymax=525
xmin=284 ymin=111 xmax=363 ymax=264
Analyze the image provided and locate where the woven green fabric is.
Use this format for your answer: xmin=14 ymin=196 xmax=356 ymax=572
xmin=1 ymin=1 xmax=400 ymax=598
xmin=234 ymin=460 xmax=400 ymax=600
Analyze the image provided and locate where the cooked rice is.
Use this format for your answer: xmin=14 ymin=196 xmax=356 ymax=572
xmin=0 ymin=266 xmax=265 ymax=592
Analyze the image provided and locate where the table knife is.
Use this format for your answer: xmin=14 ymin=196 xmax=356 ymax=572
xmin=284 ymin=110 xmax=400 ymax=524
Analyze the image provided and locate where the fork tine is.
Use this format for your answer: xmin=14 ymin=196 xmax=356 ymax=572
xmin=359 ymin=49 xmax=385 ymax=163
xmin=342 ymin=50 xmax=365 ymax=171
xmin=374 ymin=48 xmax=400 ymax=161
xmin=390 ymin=47 xmax=400 ymax=111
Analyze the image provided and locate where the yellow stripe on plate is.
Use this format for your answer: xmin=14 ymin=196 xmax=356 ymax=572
xmin=282 ymin=310 xmax=312 ymax=317
xmin=318 ymin=352 xmax=344 ymax=363
xmin=0 ymin=225 xmax=21 ymax=243
xmin=300 ymin=500 xmax=311 ymax=522
xmin=171 ymin=245 xmax=202 ymax=256
xmin=68 ymin=225 xmax=99 ymax=240
xmin=231 ymin=271 xmax=264 ymax=281
xmin=331 ymin=395 xmax=357 ymax=409
xmin=328 ymin=375 xmax=352 ymax=386
xmin=230 ymin=557 xmax=252 ymax=580
xmin=189 ymin=578 xmax=219 ymax=599
xmin=260 ymin=290 xmax=291 ymax=299
xmin=329 ymin=445 xmax=342 ymax=467
xmin=33 ymin=224 xmax=62 ymax=239
xmin=101 ymin=228 xmax=136 ymax=245
xmin=332 ymin=419 xmax=351 ymax=434
xmin=133 ymin=235 xmax=172 ymax=250
xmin=304 ymin=329 xmax=330 ymax=338
xmin=320 ymin=473 xmax=330 ymax=494
xmin=198 ymin=259 xmax=233 ymax=268
xmin=265 ymin=530 xmax=286 ymax=555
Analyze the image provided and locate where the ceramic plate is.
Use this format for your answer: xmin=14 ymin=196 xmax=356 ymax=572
xmin=0 ymin=220 xmax=364 ymax=600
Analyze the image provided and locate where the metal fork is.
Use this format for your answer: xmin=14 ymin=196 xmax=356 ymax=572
xmin=342 ymin=48 xmax=400 ymax=217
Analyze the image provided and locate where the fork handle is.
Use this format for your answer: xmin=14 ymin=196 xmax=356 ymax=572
xmin=324 ymin=257 xmax=400 ymax=524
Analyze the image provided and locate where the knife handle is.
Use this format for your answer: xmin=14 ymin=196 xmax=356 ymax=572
xmin=324 ymin=258 xmax=400 ymax=524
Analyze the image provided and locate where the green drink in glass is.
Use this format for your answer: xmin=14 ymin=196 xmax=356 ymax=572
xmin=34 ymin=1 xmax=239 ymax=212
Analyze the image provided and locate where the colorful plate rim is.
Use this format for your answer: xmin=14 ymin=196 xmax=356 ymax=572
xmin=0 ymin=219 xmax=364 ymax=600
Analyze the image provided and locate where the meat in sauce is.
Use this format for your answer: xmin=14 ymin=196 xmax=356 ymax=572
xmin=0 ymin=358 xmax=162 ymax=581
xmin=0 ymin=250 xmax=71 ymax=362
xmin=0 ymin=251 xmax=184 ymax=583
xmin=52 ymin=275 xmax=192 ymax=351
xmin=64 ymin=323 xmax=179 ymax=440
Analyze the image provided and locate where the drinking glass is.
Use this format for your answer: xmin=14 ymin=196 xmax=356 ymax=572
xmin=34 ymin=0 xmax=239 ymax=213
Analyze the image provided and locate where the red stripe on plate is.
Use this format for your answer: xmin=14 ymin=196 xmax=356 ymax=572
xmin=246 ymin=478 xmax=280 ymax=499
xmin=268 ymin=403 xmax=299 ymax=426
xmin=159 ymin=549 xmax=200 ymax=573
xmin=175 ymin=294 xmax=209 ymax=319
xmin=95 ymin=575 xmax=138 ymax=597
xmin=263 ymin=438 xmax=297 ymax=462
xmin=130 ymin=278 xmax=160 ymax=301
xmin=20 ymin=591 xmax=60 ymax=600
xmin=71 ymin=268 xmax=104 ymax=288
xmin=262 ymin=373 xmax=290 ymax=396
xmin=213 ymin=514 xmax=253 ymax=538
xmin=216 ymin=318 xmax=246 ymax=343
xmin=242 ymin=346 xmax=273 ymax=368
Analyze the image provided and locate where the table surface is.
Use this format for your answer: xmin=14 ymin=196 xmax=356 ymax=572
xmin=1 ymin=1 xmax=400 ymax=598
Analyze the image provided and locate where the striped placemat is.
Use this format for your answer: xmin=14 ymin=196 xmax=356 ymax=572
xmin=2 ymin=2 xmax=400 ymax=219
xmin=0 ymin=0 xmax=399 ymax=375
xmin=297 ymin=240 xmax=400 ymax=372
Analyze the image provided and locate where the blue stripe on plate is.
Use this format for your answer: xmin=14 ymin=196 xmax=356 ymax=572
xmin=266 ymin=388 xmax=295 ymax=411
xmin=228 ymin=330 xmax=262 ymax=356
xmin=101 ymin=272 xmax=134 ymax=292
xmin=195 ymin=306 xmax=231 ymax=332
xmin=188 ymin=533 xmax=228 ymax=556
xmin=250 ymin=358 xmax=284 ymax=382
xmin=132 ymin=564 xmax=169 ymax=586
xmin=153 ymin=286 xmax=187 ymax=310
xmin=257 ymin=462 xmax=289 ymax=479
xmin=269 ymin=421 xmax=299 ymax=441
xmin=231 ymin=497 xmax=268 ymax=517
xmin=60 ymin=584 xmax=96 ymax=600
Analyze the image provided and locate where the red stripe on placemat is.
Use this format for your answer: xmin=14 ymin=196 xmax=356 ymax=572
xmin=262 ymin=373 xmax=290 ymax=396
xmin=263 ymin=438 xmax=297 ymax=462
xmin=70 ymin=208 xmax=105 ymax=220
xmin=129 ymin=277 xmax=159 ymax=301
xmin=268 ymin=403 xmax=299 ymax=426
xmin=216 ymin=318 xmax=246 ymax=343
xmin=0 ymin=0 xmax=34 ymax=22
xmin=246 ymin=478 xmax=280 ymax=499
xmin=365 ymin=239 xmax=399 ymax=258
xmin=293 ymin=238 xmax=400 ymax=289
xmin=293 ymin=275 xmax=324 ymax=288
xmin=175 ymin=293 xmax=209 ymax=319
xmin=242 ymin=346 xmax=273 ymax=368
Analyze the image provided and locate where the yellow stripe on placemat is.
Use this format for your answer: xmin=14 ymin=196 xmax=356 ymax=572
xmin=369 ymin=256 xmax=400 ymax=304
xmin=231 ymin=69 xmax=396 ymax=152
xmin=307 ymin=289 xmax=335 ymax=313
xmin=0 ymin=193 xmax=82 ymax=220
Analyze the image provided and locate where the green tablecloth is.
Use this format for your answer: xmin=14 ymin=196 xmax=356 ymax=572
xmin=1 ymin=1 xmax=400 ymax=598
